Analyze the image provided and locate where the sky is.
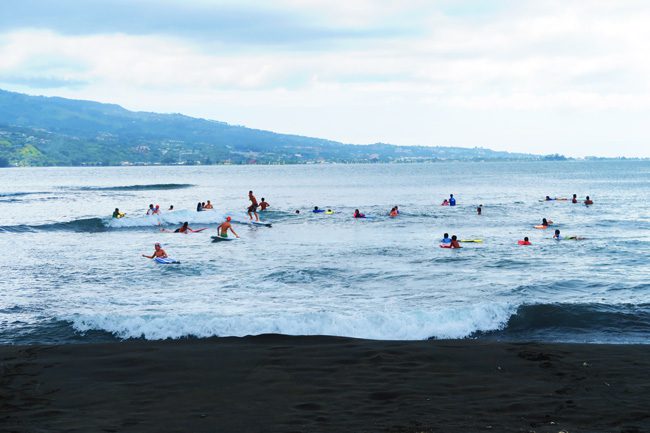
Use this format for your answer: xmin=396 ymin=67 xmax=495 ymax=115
xmin=1 ymin=0 xmax=649 ymax=157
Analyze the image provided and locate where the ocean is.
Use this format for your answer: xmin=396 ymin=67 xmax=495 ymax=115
xmin=1 ymin=160 xmax=648 ymax=345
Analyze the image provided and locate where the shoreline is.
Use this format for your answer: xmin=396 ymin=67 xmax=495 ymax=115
xmin=2 ymin=335 xmax=648 ymax=432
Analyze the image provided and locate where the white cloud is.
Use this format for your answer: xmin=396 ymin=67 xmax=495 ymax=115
xmin=1 ymin=1 xmax=650 ymax=156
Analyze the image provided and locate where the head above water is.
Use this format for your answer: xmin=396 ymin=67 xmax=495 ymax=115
xmin=154 ymin=242 xmax=161 ymax=249
xmin=261 ymin=198 xmax=265 ymax=201
xmin=295 ymin=210 xmax=300 ymax=214
xmin=149 ymin=204 xmax=154 ymax=208
xmin=555 ymin=229 xmax=560 ymax=235
xmin=314 ymin=206 xmax=319 ymax=210
xmin=524 ymin=237 xmax=529 ymax=241
xmin=443 ymin=233 xmax=449 ymax=238
xmin=183 ymin=222 xmax=189 ymax=227
xmin=226 ymin=216 xmax=232 ymax=222
xmin=249 ymin=190 xmax=253 ymax=194
xmin=451 ymin=235 xmax=457 ymax=240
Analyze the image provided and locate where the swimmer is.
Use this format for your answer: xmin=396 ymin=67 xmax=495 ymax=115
xmin=449 ymin=194 xmax=456 ymax=206
xmin=545 ymin=196 xmax=553 ymax=201
xmin=353 ymin=209 xmax=366 ymax=218
xmin=450 ymin=235 xmax=461 ymax=248
xmin=259 ymin=198 xmax=270 ymax=211
xmin=146 ymin=204 xmax=155 ymax=215
xmin=172 ymin=222 xmax=196 ymax=233
xmin=441 ymin=233 xmax=451 ymax=244
xmin=152 ymin=204 xmax=161 ymax=215
xmin=217 ymin=216 xmax=239 ymax=238
xmin=542 ymin=218 xmax=553 ymax=227
xmin=477 ymin=204 xmax=482 ymax=215
xmin=441 ymin=199 xmax=449 ymax=206
xmin=168 ymin=205 xmax=174 ymax=211
xmin=572 ymin=194 xmax=577 ymax=204
xmin=325 ymin=209 xmax=334 ymax=215
xmin=553 ymin=229 xmax=562 ymax=239
xmin=142 ymin=242 xmax=168 ymax=259
xmin=247 ymin=191 xmax=259 ymax=221
xmin=196 ymin=202 xmax=203 ymax=212
xmin=584 ymin=196 xmax=593 ymax=205
xmin=518 ymin=237 xmax=532 ymax=245
xmin=295 ymin=210 xmax=300 ymax=214
xmin=389 ymin=207 xmax=398 ymax=217
xmin=395 ymin=206 xmax=400 ymax=215
xmin=204 ymin=200 xmax=214 ymax=210
xmin=112 ymin=208 xmax=125 ymax=218
xmin=313 ymin=206 xmax=325 ymax=213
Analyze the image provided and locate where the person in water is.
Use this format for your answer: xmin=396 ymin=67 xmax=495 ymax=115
xmin=542 ymin=218 xmax=553 ymax=227
xmin=112 ymin=208 xmax=125 ymax=218
xmin=389 ymin=207 xmax=398 ymax=217
xmin=196 ymin=202 xmax=203 ymax=212
xmin=168 ymin=205 xmax=174 ymax=211
xmin=174 ymin=222 xmax=197 ymax=233
xmin=450 ymin=235 xmax=461 ymax=248
xmin=313 ymin=206 xmax=325 ymax=213
xmin=553 ymin=229 xmax=562 ymax=239
xmin=518 ymin=237 xmax=532 ymax=245
xmin=217 ymin=216 xmax=239 ymax=238
xmin=545 ymin=196 xmax=553 ymax=201
xmin=572 ymin=194 xmax=578 ymax=204
xmin=259 ymin=198 xmax=270 ymax=211
xmin=477 ymin=204 xmax=482 ymax=215
xmin=204 ymin=200 xmax=214 ymax=210
xmin=441 ymin=199 xmax=449 ymax=206
xmin=353 ymin=209 xmax=365 ymax=218
xmin=146 ymin=204 xmax=155 ymax=215
xmin=152 ymin=204 xmax=161 ymax=215
xmin=142 ymin=242 xmax=167 ymax=259
xmin=295 ymin=210 xmax=300 ymax=214
xmin=394 ymin=206 xmax=400 ymax=214
xmin=325 ymin=209 xmax=334 ymax=215
xmin=248 ymin=191 xmax=259 ymax=221
xmin=584 ymin=196 xmax=593 ymax=205
xmin=441 ymin=233 xmax=451 ymax=244
xmin=449 ymin=194 xmax=456 ymax=206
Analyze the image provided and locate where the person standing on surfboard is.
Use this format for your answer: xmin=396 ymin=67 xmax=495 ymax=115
xmin=248 ymin=191 xmax=260 ymax=221
xmin=142 ymin=242 xmax=168 ymax=259
xmin=217 ymin=216 xmax=239 ymax=238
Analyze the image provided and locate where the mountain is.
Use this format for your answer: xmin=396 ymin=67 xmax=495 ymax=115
xmin=0 ymin=89 xmax=536 ymax=167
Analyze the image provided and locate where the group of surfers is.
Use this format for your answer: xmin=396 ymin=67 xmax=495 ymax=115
xmin=545 ymin=194 xmax=594 ymax=205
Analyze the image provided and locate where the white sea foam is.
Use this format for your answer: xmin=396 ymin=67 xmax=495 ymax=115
xmin=106 ymin=209 xmax=250 ymax=228
xmin=66 ymin=303 xmax=517 ymax=341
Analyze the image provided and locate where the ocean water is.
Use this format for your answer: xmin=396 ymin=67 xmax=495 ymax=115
xmin=0 ymin=161 xmax=649 ymax=345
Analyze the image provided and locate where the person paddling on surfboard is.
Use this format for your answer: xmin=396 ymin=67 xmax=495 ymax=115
xmin=142 ymin=242 xmax=168 ymax=259
xmin=248 ymin=191 xmax=260 ymax=221
xmin=450 ymin=235 xmax=462 ymax=248
xmin=353 ymin=209 xmax=365 ymax=218
xmin=217 ymin=216 xmax=239 ymax=238
xmin=441 ymin=233 xmax=451 ymax=245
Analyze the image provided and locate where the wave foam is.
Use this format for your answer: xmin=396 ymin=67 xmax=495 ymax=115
xmin=66 ymin=303 xmax=516 ymax=341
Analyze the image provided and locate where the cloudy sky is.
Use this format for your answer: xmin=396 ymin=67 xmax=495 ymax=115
xmin=1 ymin=0 xmax=649 ymax=157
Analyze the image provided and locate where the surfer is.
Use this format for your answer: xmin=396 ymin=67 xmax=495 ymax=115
xmin=248 ymin=191 xmax=259 ymax=221
xmin=584 ymin=196 xmax=593 ymax=205
xmin=477 ymin=204 xmax=482 ymax=215
xmin=572 ymin=194 xmax=578 ymax=203
xmin=450 ymin=235 xmax=462 ymax=248
xmin=441 ymin=233 xmax=451 ymax=245
xmin=146 ymin=204 xmax=155 ymax=215
xmin=542 ymin=218 xmax=552 ymax=227
xmin=389 ymin=207 xmax=398 ymax=217
xmin=168 ymin=222 xmax=197 ymax=233
xmin=449 ymin=194 xmax=456 ymax=206
xmin=313 ymin=206 xmax=325 ymax=213
xmin=142 ymin=242 xmax=168 ymax=259
xmin=353 ymin=209 xmax=365 ymax=218
xmin=112 ymin=208 xmax=125 ymax=218
xmin=518 ymin=237 xmax=532 ymax=245
xmin=259 ymin=198 xmax=270 ymax=211
xmin=217 ymin=216 xmax=239 ymax=238
xmin=168 ymin=205 xmax=174 ymax=211
xmin=325 ymin=209 xmax=334 ymax=215
xmin=204 ymin=200 xmax=214 ymax=210
xmin=394 ymin=206 xmax=400 ymax=214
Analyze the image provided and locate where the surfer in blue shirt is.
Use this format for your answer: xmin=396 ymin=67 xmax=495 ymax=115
xmin=441 ymin=233 xmax=451 ymax=244
xmin=449 ymin=194 xmax=456 ymax=206
xmin=313 ymin=206 xmax=325 ymax=213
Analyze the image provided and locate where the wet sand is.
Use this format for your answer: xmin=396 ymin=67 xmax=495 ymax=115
xmin=1 ymin=335 xmax=649 ymax=432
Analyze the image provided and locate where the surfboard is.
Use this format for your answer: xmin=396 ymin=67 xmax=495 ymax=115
xmin=154 ymin=257 xmax=180 ymax=264
xmin=212 ymin=235 xmax=237 ymax=242
xmin=460 ymin=239 xmax=483 ymax=243
xmin=250 ymin=221 xmax=272 ymax=227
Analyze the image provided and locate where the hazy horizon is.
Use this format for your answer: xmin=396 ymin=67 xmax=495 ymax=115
xmin=2 ymin=1 xmax=649 ymax=157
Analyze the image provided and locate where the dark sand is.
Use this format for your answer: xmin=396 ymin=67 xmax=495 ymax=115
xmin=1 ymin=335 xmax=649 ymax=433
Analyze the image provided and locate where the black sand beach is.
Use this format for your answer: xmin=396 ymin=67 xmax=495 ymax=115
xmin=2 ymin=335 xmax=649 ymax=433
